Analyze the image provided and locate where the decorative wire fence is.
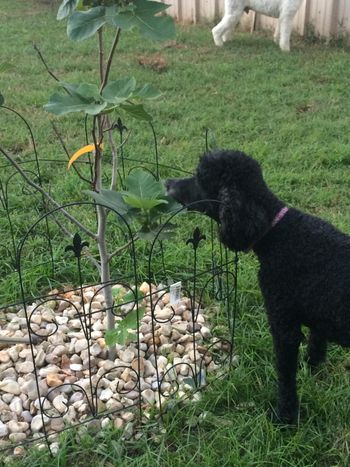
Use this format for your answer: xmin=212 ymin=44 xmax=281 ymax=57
xmin=0 ymin=113 xmax=239 ymax=457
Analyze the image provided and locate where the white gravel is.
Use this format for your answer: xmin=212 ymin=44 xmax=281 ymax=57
xmin=0 ymin=282 xmax=231 ymax=456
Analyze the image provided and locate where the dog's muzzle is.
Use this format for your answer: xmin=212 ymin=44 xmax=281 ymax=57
xmin=165 ymin=178 xmax=178 ymax=198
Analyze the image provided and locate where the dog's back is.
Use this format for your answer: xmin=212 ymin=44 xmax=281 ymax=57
xmin=255 ymin=207 xmax=350 ymax=347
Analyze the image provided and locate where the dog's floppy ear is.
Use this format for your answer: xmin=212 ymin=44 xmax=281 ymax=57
xmin=218 ymin=186 xmax=269 ymax=251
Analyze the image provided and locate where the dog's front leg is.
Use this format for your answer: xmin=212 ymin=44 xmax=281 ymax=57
xmin=278 ymin=14 xmax=294 ymax=51
xmin=273 ymin=21 xmax=280 ymax=45
xmin=212 ymin=1 xmax=244 ymax=47
xmin=270 ymin=324 xmax=302 ymax=424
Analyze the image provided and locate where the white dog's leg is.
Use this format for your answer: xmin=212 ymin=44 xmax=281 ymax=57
xmin=212 ymin=11 xmax=243 ymax=46
xmin=212 ymin=0 xmax=244 ymax=46
xmin=222 ymin=29 xmax=234 ymax=43
xmin=274 ymin=21 xmax=280 ymax=45
xmin=278 ymin=15 xmax=294 ymax=51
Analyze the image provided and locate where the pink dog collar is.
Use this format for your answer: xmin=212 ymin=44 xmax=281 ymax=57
xmin=271 ymin=206 xmax=289 ymax=227
xmin=248 ymin=206 xmax=289 ymax=252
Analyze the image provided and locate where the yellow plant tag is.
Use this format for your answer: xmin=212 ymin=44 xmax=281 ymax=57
xmin=68 ymin=143 xmax=103 ymax=169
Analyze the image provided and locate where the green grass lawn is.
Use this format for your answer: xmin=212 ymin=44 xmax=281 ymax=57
xmin=1 ymin=1 xmax=350 ymax=465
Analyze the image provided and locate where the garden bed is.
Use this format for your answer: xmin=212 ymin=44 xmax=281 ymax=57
xmin=0 ymin=282 xmax=232 ymax=456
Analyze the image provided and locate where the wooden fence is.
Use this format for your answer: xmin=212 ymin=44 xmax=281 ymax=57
xmin=161 ymin=0 xmax=350 ymax=39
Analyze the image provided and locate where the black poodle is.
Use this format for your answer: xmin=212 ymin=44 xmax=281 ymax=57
xmin=166 ymin=149 xmax=350 ymax=424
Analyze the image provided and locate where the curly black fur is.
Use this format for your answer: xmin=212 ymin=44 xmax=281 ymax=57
xmin=166 ymin=149 xmax=350 ymax=424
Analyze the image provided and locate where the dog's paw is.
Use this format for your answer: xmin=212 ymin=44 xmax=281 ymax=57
xmin=222 ymin=32 xmax=233 ymax=43
xmin=305 ymin=355 xmax=325 ymax=374
xmin=212 ymin=30 xmax=224 ymax=46
xmin=306 ymin=362 xmax=321 ymax=375
xmin=270 ymin=407 xmax=297 ymax=426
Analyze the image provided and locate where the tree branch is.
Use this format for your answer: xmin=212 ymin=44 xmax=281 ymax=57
xmin=106 ymin=117 xmax=119 ymax=191
xmin=0 ymin=146 xmax=97 ymax=240
xmin=33 ymin=43 xmax=60 ymax=83
xmin=91 ymin=116 xmax=103 ymax=192
xmin=100 ymin=28 xmax=121 ymax=92
xmin=50 ymin=121 xmax=92 ymax=185
xmin=98 ymin=27 xmax=105 ymax=84
xmin=83 ymin=252 xmax=101 ymax=274
xmin=108 ymin=234 xmax=139 ymax=261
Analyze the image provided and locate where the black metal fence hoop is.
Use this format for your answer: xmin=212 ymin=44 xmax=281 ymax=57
xmin=147 ymin=198 xmax=227 ymax=266
xmin=16 ymin=200 xmax=137 ymax=278
xmin=0 ymin=195 xmax=240 ymax=457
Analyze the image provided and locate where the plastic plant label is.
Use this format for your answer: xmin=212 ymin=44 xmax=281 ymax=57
xmin=170 ymin=281 xmax=182 ymax=305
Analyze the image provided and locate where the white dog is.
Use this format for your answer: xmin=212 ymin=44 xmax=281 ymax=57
xmin=212 ymin=0 xmax=303 ymax=51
